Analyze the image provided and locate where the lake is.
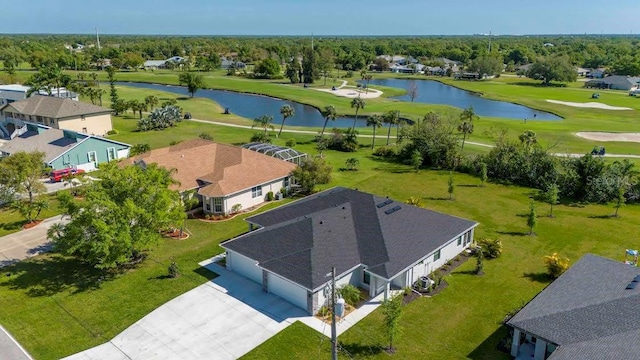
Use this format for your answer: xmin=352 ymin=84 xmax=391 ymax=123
xmin=116 ymin=82 xmax=368 ymax=128
xmin=363 ymin=78 xmax=561 ymax=120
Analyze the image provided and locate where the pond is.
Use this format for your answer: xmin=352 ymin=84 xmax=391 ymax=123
xmin=362 ymin=78 xmax=561 ymax=120
xmin=116 ymin=82 xmax=368 ymax=128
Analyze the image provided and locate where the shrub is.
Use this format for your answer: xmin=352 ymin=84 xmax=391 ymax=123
xmin=317 ymin=305 xmax=330 ymax=317
xmin=199 ymin=132 xmax=213 ymax=141
xmin=544 ymin=253 xmax=569 ymax=279
xmin=477 ymin=238 xmax=503 ymax=259
xmin=129 ymin=143 xmax=151 ymax=156
xmin=373 ymin=145 xmax=397 ymax=158
xmin=266 ymin=191 xmax=274 ymax=201
xmin=285 ymin=138 xmax=297 ymax=147
xmin=345 ymin=157 xmax=360 ymax=171
xmin=106 ymin=129 xmax=118 ymax=135
xmin=204 ymin=214 xmax=211 ymax=220
xmin=231 ymin=203 xmax=242 ymax=214
xmin=327 ymin=128 xmax=358 ymax=152
xmin=250 ymin=131 xmax=272 ymax=143
xmin=338 ymin=284 xmax=362 ymax=307
xmin=345 ymin=70 xmax=354 ymax=78
xmin=168 ymin=261 xmax=180 ymax=278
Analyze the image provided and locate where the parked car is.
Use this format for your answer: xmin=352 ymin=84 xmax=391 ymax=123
xmin=49 ymin=168 xmax=85 ymax=182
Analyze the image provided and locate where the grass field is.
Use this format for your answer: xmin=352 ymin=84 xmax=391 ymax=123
xmin=9 ymin=67 xmax=640 ymax=155
xmin=1 ymin=69 xmax=640 ymax=359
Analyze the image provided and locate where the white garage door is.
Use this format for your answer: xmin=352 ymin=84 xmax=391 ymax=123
xmin=267 ymin=273 xmax=308 ymax=310
xmin=229 ymin=251 xmax=262 ymax=284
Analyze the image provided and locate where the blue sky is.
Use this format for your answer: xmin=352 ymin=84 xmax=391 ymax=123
xmin=5 ymin=0 xmax=640 ymax=35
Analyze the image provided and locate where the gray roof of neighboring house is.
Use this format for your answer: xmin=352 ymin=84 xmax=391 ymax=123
xmin=0 ymin=128 xmax=86 ymax=163
xmin=144 ymin=60 xmax=167 ymax=67
xmin=508 ymin=254 xmax=640 ymax=360
xmin=222 ymin=187 xmax=477 ymax=291
xmin=603 ymin=75 xmax=640 ymax=86
xmin=1 ymin=95 xmax=111 ymax=119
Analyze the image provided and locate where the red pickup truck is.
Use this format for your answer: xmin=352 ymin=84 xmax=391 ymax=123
xmin=49 ymin=168 xmax=85 ymax=182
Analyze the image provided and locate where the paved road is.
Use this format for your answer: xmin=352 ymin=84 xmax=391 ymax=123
xmin=0 ymin=215 xmax=67 ymax=268
xmin=0 ymin=325 xmax=33 ymax=360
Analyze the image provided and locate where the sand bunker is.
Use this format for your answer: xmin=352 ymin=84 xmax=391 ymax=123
xmin=576 ymin=132 xmax=640 ymax=143
xmin=315 ymin=86 xmax=382 ymax=99
xmin=547 ymin=100 xmax=632 ymax=111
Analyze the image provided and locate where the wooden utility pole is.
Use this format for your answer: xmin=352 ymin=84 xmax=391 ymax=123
xmin=331 ymin=266 xmax=338 ymax=360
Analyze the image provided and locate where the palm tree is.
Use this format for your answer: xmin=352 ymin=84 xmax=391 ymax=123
xmin=367 ymin=114 xmax=383 ymax=148
xmin=320 ymin=105 xmax=337 ymax=137
xmin=364 ymin=74 xmax=373 ymax=93
xmin=383 ymin=110 xmax=399 ymax=145
xmin=145 ymin=95 xmax=159 ymax=111
xmin=458 ymin=106 xmax=477 ymax=150
xmin=519 ymin=130 xmax=538 ymax=152
xmin=252 ymin=115 xmax=274 ymax=135
xmin=457 ymin=120 xmax=474 ymax=150
xmin=350 ymin=97 xmax=365 ymax=131
xmin=90 ymin=72 xmax=99 ymax=87
xmin=278 ymin=104 xmax=295 ymax=137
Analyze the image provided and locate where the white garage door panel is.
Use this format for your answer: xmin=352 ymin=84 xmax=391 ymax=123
xmin=229 ymin=251 xmax=262 ymax=283
xmin=267 ymin=273 xmax=308 ymax=309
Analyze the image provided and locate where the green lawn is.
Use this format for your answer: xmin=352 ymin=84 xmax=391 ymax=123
xmin=0 ymin=193 xmax=63 ymax=237
xmin=2 ymin=70 xmax=640 ymax=359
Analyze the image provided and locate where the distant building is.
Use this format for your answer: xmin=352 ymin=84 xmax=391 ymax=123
xmin=585 ymin=75 xmax=640 ymax=91
xmin=0 ymin=84 xmax=78 ymax=107
xmin=143 ymin=56 xmax=186 ymax=70
xmin=0 ymin=95 xmax=113 ymax=137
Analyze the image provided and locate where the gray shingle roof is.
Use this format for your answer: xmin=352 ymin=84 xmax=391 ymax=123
xmin=223 ymin=187 xmax=477 ymax=291
xmin=0 ymin=128 xmax=85 ymax=162
xmin=508 ymin=254 xmax=640 ymax=360
xmin=2 ymin=95 xmax=111 ymax=119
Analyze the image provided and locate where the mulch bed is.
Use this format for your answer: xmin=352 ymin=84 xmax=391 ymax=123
xmin=438 ymin=252 xmax=472 ymax=276
xmin=22 ymin=220 xmax=42 ymax=230
xmin=161 ymin=229 xmax=190 ymax=240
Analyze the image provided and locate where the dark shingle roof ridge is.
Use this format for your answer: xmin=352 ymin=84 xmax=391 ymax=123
xmin=245 ymin=186 xmax=349 ymax=225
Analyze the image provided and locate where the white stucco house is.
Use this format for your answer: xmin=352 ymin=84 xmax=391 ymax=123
xmin=121 ymin=139 xmax=297 ymax=214
xmin=507 ymin=254 xmax=640 ymax=360
xmin=221 ymin=187 xmax=478 ymax=315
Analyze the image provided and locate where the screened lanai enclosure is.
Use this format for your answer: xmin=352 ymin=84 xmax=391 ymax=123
xmin=241 ymin=142 xmax=307 ymax=165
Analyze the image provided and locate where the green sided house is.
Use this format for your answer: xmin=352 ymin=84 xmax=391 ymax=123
xmin=0 ymin=123 xmax=130 ymax=171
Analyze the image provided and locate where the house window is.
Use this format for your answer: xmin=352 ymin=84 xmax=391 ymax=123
xmin=433 ymin=249 xmax=441 ymax=262
xmin=363 ymin=271 xmax=370 ymax=285
xmin=251 ymin=186 xmax=262 ymax=198
xmin=50 ymin=119 xmax=55 ymax=125
xmin=206 ymin=203 xmax=211 ymax=211
xmin=87 ymin=151 xmax=97 ymax=164
xmin=284 ymin=177 xmax=289 ymax=187
xmin=213 ymin=198 xmax=223 ymax=213
xmin=457 ymin=236 xmax=462 ymax=246
xmin=106 ymin=147 xmax=116 ymax=161
xmin=82 ymin=127 xmax=87 ymax=134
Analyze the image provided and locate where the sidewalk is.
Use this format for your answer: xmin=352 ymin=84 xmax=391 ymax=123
xmin=0 ymin=215 xmax=67 ymax=268
xmin=0 ymin=325 xmax=33 ymax=360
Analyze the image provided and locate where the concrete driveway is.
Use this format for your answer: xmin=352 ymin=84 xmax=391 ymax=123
xmin=0 ymin=325 xmax=33 ymax=360
xmin=0 ymin=215 xmax=66 ymax=268
xmin=63 ymin=262 xmax=308 ymax=360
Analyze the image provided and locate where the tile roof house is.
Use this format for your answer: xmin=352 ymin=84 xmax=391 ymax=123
xmin=221 ymin=187 xmax=478 ymax=314
xmin=0 ymin=123 xmax=130 ymax=171
xmin=121 ymin=139 xmax=296 ymax=215
xmin=0 ymin=95 xmax=113 ymax=137
xmin=507 ymin=254 xmax=640 ymax=360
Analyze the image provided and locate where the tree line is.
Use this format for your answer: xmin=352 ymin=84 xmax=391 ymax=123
xmin=2 ymin=34 xmax=640 ymax=77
